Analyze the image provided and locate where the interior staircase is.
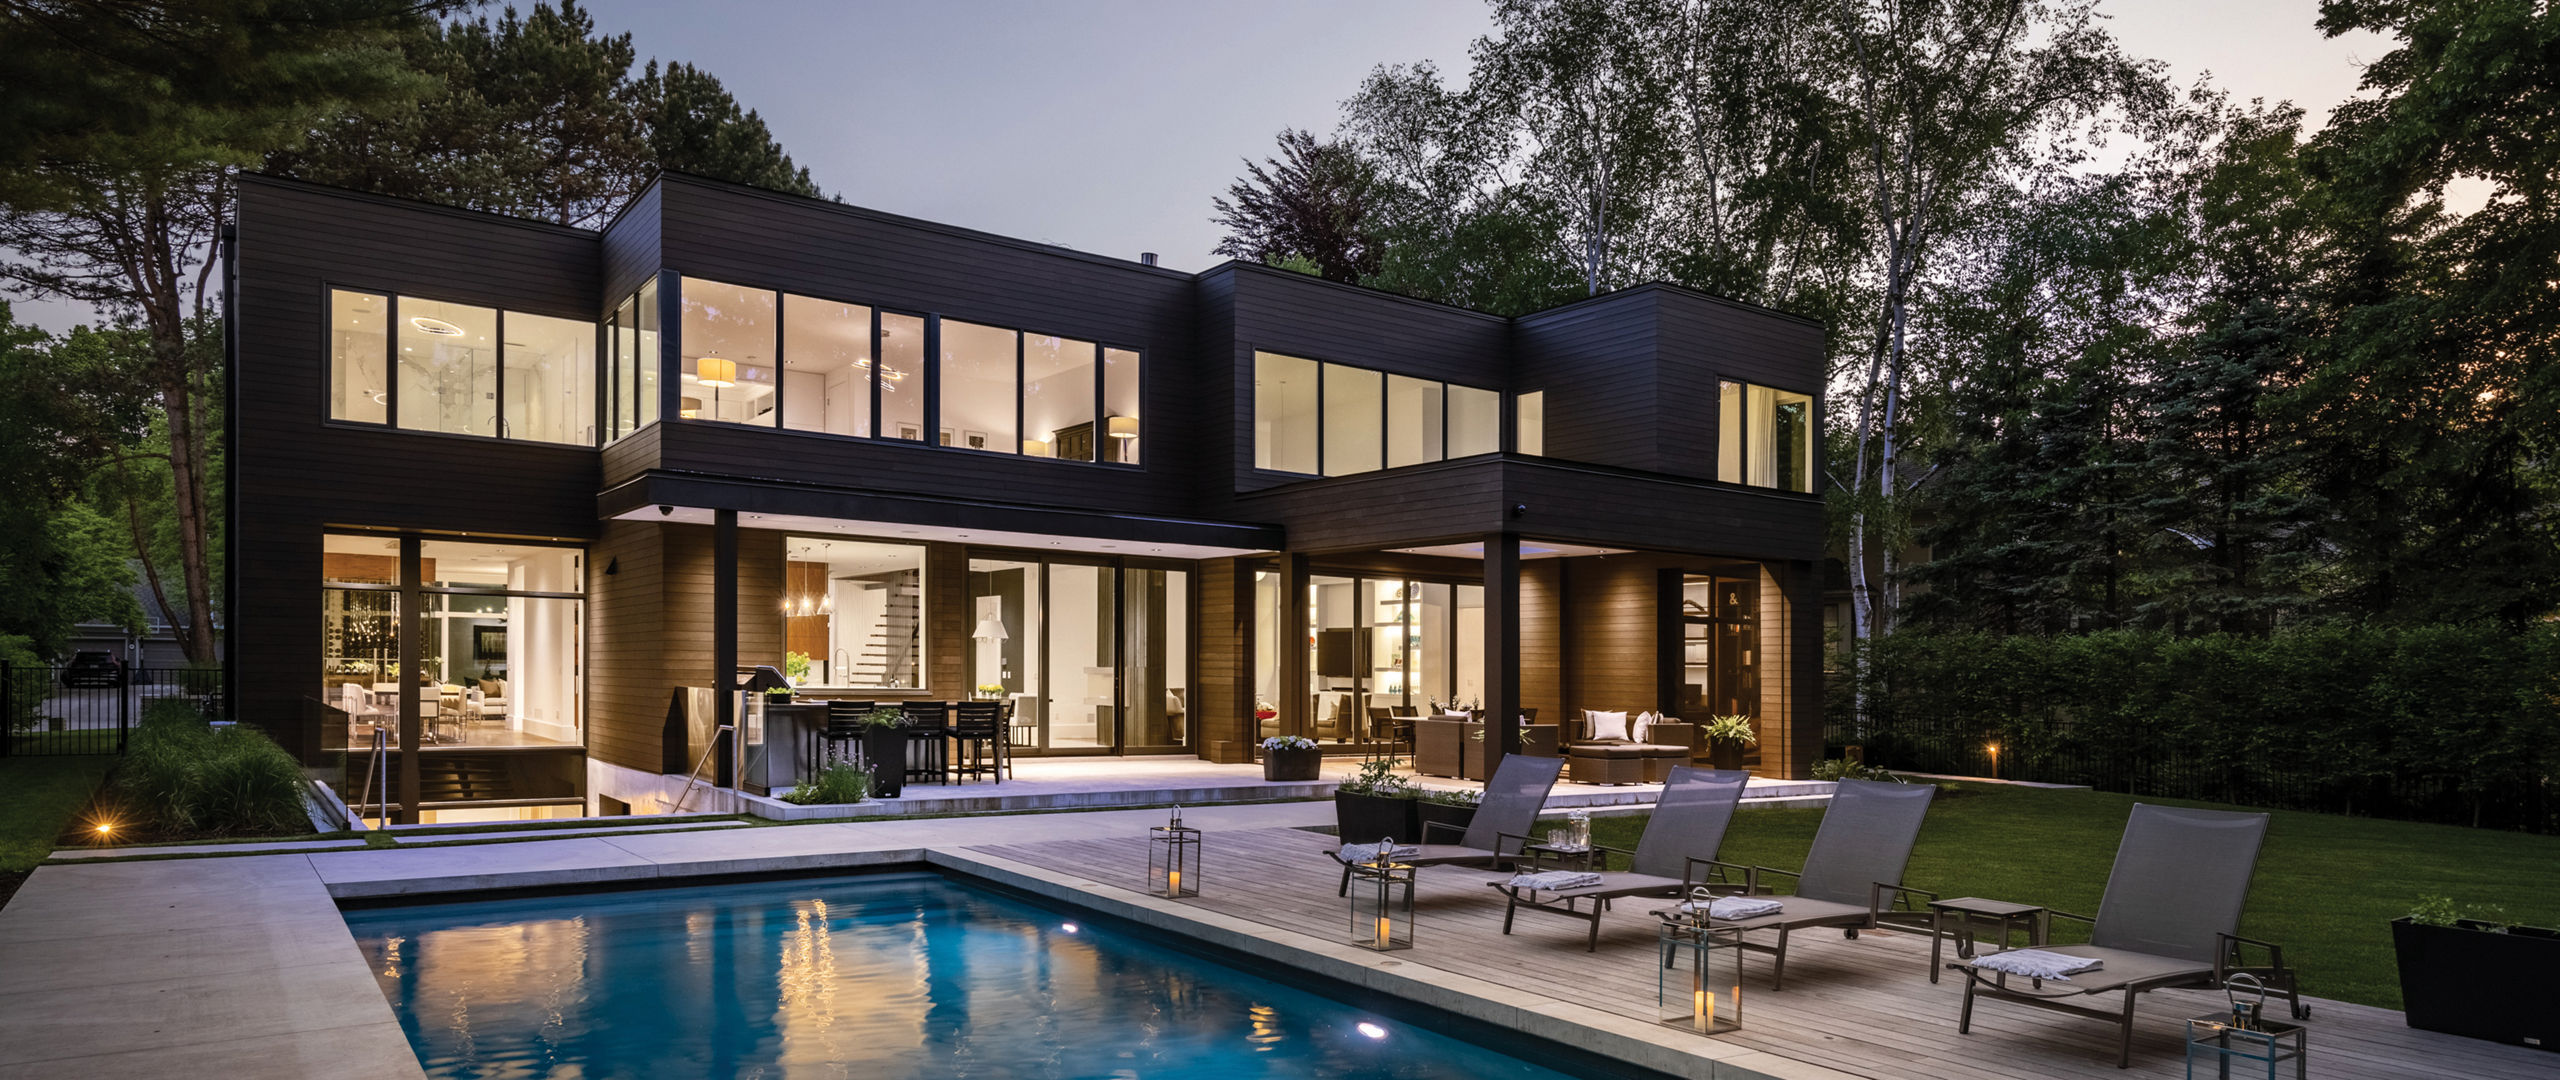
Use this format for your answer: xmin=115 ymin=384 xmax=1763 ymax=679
xmin=848 ymin=576 xmax=921 ymax=688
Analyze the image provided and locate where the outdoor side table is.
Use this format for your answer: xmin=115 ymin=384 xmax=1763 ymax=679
xmin=2186 ymin=1014 xmax=2307 ymax=1079
xmin=1927 ymin=896 xmax=2047 ymax=983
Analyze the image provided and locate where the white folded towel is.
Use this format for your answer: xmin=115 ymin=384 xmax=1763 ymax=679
xmin=1508 ymin=870 xmax=1604 ymax=892
xmin=1690 ymin=896 xmax=1783 ymax=921
xmin=1971 ymin=948 xmax=2103 ymax=981
xmin=1337 ymin=843 xmax=1419 ymax=864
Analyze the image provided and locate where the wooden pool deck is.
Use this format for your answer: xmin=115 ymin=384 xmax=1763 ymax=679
xmin=979 ymin=825 xmax=2551 ymax=1080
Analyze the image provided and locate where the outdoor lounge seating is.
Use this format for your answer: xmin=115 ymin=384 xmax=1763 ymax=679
xmin=1562 ymin=710 xmax=1695 ymax=784
xmin=1955 ymin=803 xmax=2304 ymax=1068
xmin=1492 ymin=767 xmax=1751 ymax=950
xmin=1699 ymin=777 xmax=1938 ymax=990
xmin=1328 ymin=752 xmax=1565 ymax=896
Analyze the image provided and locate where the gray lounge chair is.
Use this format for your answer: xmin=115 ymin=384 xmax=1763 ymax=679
xmin=1956 ymin=803 xmax=2304 ymax=1068
xmin=1491 ymin=767 xmax=1751 ymax=950
xmin=1701 ymin=777 xmax=1938 ymax=990
xmin=1328 ymin=752 xmax=1565 ymax=895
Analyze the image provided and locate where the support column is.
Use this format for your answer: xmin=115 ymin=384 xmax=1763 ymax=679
xmin=713 ymin=509 xmax=738 ymax=788
xmin=1280 ymin=552 xmax=1309 ymax=741
xmin=396 ymin=536 xmax=422 ymax=824
xmin=1483 ymin=532 xmax=1521 ymax=762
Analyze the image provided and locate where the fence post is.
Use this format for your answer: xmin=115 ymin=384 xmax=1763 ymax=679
xmin=1 ymin=662 xmax=11 ymax=758
xmin=119 ymin=667 xmax=131 ymax=755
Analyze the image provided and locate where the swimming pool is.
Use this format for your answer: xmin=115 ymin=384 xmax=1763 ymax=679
xmin=345 ymin=871 xmax=1655 ymax=1079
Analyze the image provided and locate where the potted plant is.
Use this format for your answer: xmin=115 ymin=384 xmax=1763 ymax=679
xmin=1416 ymin=786 xmax=1482 ymax=841
xmin=2393 ymin=895 xmax=2557 ymax=1049
xmin=859 ymin=705 xmax=909 ymax=799
xmin=784 ymin=651 xmax=813 ymax=685
xmin=1333 ymin=756 xmax=1420 ymax=844
xmin=975 ymin=682 xmax=1007 ymax=701
xmin=1261 ymin=735 xmax=1321 ymax=781
xmin=1702 ymin=714 xmax=1758 ymax=771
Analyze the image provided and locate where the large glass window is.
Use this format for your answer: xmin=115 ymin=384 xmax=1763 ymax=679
xmin=968 ymin=558 xmax=1041 ymax=730
xmin=781 ymin=295 xmax=872 ymax=437
xmin=397 ymin=298 xmax=499 ymax=436
xmin=329 ymin=290 xmax=389 ymax=424
xmin=881 ymin=314 xmax=926 ymax=441
xmin=1253 ymin=351 xmax=1320 ymax=473
xmin=1517 ymin=390 xmax=1545 ymax=456
xmin=502 ymin=312 xmax=595 ymax=445
xmin=320 ymin=534 xmax=585 ymax=752
xmin=1679 ymin=573 xmax=1760 ymax=722
xmin=939 ymin=319 xmax=1018 ymax=453
xmin=1253 ymin=566 xmax=1284 ymax=740
xmin=1448 ymin=384 xmax=1499 ymax=457
xmin=1321 ymin=364 xmax=1383 ymax=476
xmin=1123 ymin=568 xmax=1188 ymax=747
xmin=1254 ymin=351 xmax=1498 ymax=476
xmin=612 ymin=296 xmax=640 ymax=434
xmin=1023 ymin=334 xmax=1096 ymax=460
xmin=1385 ymin=374 xmax=1444 ymax=468
xmin=786 ymin=536 xmax=923 ymax=689
xmin=1718 ymin=379 xmax=1817 ymax=492
xmin=1046 ymin=563 xmax=1117 ymax=750
xmin=681 ymin=277 xmax=777 ymax=427
xmin=1104 ymin=347 xmax=1142 ymax=465
xmin=635 ymin=278 xmax=660 ymax=431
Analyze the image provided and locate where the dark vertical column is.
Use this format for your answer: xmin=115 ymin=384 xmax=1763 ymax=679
xmin=1788 ymin=559 xmax=1825 ymax=780
xmin=1280 ymin=552 xmax=1309 ymax=741
xmin=1484 ymin=532 xmax=1521 ymax=761
xmin=713 ymin=509 xmax=738 ymax=789
xmin=657 ymin=269 xmax=682 ymax=424
xmin=1656 ymin=568 xmax=1684 ymax=715
xmin=397 ymin=536 xmax=422 ymax=824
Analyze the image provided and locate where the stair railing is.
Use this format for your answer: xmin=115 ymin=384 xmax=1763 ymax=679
xmin=672 ymin=723 xmax=736 ymax=814
xmin=355 ymin=726 xmax=392 ymax=828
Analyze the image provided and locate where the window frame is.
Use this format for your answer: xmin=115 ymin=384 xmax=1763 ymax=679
xmin=1715 ymin=376 xmax=1822 ymax=494
xmin=1246 ymin=344 xmax=1500 ymax=478
xmin=320 ymin=281 xmax=604 ymax=449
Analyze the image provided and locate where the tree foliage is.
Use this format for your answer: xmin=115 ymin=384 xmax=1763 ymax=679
xmin=1211 ymin=129 xmax=1382 ymax=282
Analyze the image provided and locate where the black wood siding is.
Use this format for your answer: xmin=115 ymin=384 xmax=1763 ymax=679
xmin=231 ymin=176 xmax=603 ymax=734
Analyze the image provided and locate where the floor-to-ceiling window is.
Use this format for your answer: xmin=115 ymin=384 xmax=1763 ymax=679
xmin=319 ymin=534 xmax=585 ymax=750
xmin=962 ymin=554 xmax=1185 ymax=753
xmin=1253 ymin=565 xmax=1284 ymax=740
xmin=784 ymin=537 xmax=924 ymax=689
xmin=1046 ymin=563 xmax=1117 ymax=750
xmin=1123 ymin=567 xmax=1188 ymax=748
xmin=1678 ymin=573 xmax=1760 ymax=722
xmin=1304 ymin=572 xmax=1484 ymax=745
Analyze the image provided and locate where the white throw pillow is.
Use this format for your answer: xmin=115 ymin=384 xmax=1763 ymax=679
xmin=1586 ymin=709 xmax=1631 ymax=742
xmin=1633 ymin=710 xmax=1658 ymax=742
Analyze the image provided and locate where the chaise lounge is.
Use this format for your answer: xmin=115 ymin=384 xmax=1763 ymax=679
xmin=1327 ymin=752 xmax=1565 ymax=895
xmin=1697 ymin=777 xmax=1938 ymax=989
xmin=1492 ymin=766 xmax=1752 ymax=950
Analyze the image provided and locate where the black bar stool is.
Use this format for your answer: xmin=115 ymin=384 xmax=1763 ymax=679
xmin=905 ymin=701 xmax=951 ymax=785
xmin=950 ymin=701 xmax=1004 ymax=783
xmin=820 ymin=699 xmax=873 ymax=774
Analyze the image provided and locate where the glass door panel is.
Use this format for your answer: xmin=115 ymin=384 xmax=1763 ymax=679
xmin=1679 ymin=574 xmax=1760 ymax=720
xmin=1367 ymin=579 xmax=1414 ymax=724
xmin=968 ymin=558 xmax=1040 ymax=746
xmin=1308 ymin=575 xmax=1360 ymax=744
xmin=1045 ymin=563 xmax=1117 ymax=750
xmin=1122 ymin=568 xmax=1188 ymax=748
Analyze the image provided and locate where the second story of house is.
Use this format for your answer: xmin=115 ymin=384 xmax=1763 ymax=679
xmin=233 ymin=173 xmax=1827 ymax=558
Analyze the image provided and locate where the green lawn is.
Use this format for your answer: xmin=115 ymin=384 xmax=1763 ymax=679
xmin=1 ymin=755 xmax=113 ymax=873
xmin=1588 ymin=781 xmax=2560 ymax=1010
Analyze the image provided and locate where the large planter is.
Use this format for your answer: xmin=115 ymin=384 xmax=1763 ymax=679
xmin=861 ymin=725 xmax=907 ymax=799
xmin=1334 ymin=791 xmax=1421 ymax=846
xmin=2393 ymin=917 xmax=2559 ymax=1050
xmin=1709 ymin=741 xmax=1748 ymax=771
xmin=1263 ymin=745 xmax=1322 ymax=782
xmin=1415 ymin=801 xmax=1478 ymax=845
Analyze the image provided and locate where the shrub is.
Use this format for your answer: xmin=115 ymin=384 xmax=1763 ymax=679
xmin=1811 ymin=758 xmax=1903 ymax=783
xmin=782 ymin=762 xmax=871 ymax=805
xmin=117 ymin=711 xmax=311 ymax=836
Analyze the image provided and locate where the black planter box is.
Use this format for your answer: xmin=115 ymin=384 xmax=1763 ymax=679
xmin=1334 ymin=791 xmax=1421 ymax=846
xmin=1415 ymin=802 xmax=1478 ymax=844
xmin=2393 ymin=916 xmax=2558 ymax=1050
xmin=1263 ymin=745 xmax=1322 ymax=782
xmin=862 ymin=725 xmax=907 ymax=799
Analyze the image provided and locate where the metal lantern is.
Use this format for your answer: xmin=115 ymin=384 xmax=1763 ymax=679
xmin=1658 ymin=907 xmax=1743 ymax=1035
xmin=1148 ymin=805 xmax=1201 ymax=898
xmin=1348 ymin=849 xmax=1416 ymax=952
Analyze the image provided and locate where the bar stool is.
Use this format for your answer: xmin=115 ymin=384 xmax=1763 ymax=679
xmin=820 ymin=699 xmax=873 ymax=774
xmin=949 ymin=701 xmax=1005 ymax=783
xmin=905 ymin=701 xmax=952 ymax=785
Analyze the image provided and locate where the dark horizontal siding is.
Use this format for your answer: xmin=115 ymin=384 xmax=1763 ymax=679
xmin=1514 ymin=290 xmax=1663 ymax=474
xmin=599 ymin=183 xmax=663 ymax=307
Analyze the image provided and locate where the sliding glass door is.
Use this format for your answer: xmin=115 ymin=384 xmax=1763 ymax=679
xmin=965 ymin=554 xmax=1191 ymax=754
xmin=1305 ymin=573 xmax=1485 ymax=748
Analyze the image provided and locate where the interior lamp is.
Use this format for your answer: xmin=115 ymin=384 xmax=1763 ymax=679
xmin=680 ymin=396 xmax=702 ymax=419
xmin=972 ymin=617 xmax=1009 ymax=642
xmin=1107 ymin=416 xmax=1139 ymax=439
xmin=1021 ymin=438 xmax=1051 ymax=457
xmin=696 ymin=355 xmax=737 ymax=388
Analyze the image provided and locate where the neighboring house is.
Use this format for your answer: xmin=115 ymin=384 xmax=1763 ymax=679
xmin=63 ymin=566 xmax=209 ymax=671
xmin=227 ymin=173 xmax=1828 ymax=822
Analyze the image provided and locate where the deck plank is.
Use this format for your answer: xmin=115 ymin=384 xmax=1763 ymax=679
xmin=975 ymin=826 xmax=2552 ymax=1080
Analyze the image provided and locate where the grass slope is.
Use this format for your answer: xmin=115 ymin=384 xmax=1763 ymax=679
xmin=1589 ymin=781 xmax=2560 ymax=1010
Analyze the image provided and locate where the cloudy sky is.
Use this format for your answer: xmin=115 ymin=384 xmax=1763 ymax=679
xmin=10 ymin=0 xmax=2390 ymax=333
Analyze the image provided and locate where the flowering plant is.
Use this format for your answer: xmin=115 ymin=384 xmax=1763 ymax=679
xmin=1261 ymin=735 xmax=1316 ymax=751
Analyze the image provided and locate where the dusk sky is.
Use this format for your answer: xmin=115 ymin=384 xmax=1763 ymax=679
xmin=11 ymin=0 xmax=2391 ymax=333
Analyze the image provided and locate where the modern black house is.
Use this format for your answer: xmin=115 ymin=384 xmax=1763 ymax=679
xmin=227 ymin=172 xmax=1827 ymax=823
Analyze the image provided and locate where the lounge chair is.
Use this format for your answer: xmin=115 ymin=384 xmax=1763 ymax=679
xmin=1491 ymin=767 xmax=1751 ymax=950
xmin=1955 ymin=803 xmax=2304 ymax=1068
xmin=1328 ymin=752 xmax=1565 ymax=896
xmin=1700 ymin=777 xmax=1938 ymax=990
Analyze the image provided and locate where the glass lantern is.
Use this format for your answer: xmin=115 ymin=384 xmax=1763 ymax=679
xmin=1658 ymin=913 xmax=1742 ymax=1034
xmin=1148 ymin=807 xmax=1201 ymax=899
xmin=1347 ymin=856 xmax=1416 ymax=952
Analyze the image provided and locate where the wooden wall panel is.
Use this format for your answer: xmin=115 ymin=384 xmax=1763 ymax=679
xmin=587 ymin=519 xmax=666 ymax=773
xmin=1561 ymin=554 xmax=1669 ymax=717
xmin=1519 ymin=559 xmax=1562 ymax=725
xmin=1193 ymin=558 xmax=1248 ymax=762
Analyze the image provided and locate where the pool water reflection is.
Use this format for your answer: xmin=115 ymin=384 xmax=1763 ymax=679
xmin=345 ymin=872 xmax=1592 ymax=1079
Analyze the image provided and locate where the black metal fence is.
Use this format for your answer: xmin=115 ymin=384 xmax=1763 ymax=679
xmin=1 ymin=664 xmax=226 ymax=757
xmin=1829 ymin=710 xmax=2555 ymax=834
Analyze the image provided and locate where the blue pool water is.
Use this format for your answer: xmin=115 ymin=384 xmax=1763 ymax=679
xmin=345 ymin=872 xmax=1621 ymax=1079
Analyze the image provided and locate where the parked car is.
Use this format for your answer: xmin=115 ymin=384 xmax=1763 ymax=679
xmin=61 ymin=651 xmax=125 ymax=688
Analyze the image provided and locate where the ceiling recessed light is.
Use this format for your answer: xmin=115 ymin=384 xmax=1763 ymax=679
xmin=410 ymin=316 xmax=464 ymax=337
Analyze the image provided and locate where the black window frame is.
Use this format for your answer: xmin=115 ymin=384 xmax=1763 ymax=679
xmin=319 ymin=281 xmax=602 ymax=449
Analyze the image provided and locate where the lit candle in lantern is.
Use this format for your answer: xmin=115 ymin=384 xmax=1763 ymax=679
xmin=1376 ymin=915 xmax=1391 ymax=949
xmin=1693 ymin=967 xmax=1709 ymax=1030
xmin=1168 ymin=869 xmax=1181 ymax=895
